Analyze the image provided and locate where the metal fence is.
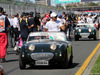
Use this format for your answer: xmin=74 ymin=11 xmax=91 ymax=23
xmin=0 ymin=0 xmax=67 ymax=17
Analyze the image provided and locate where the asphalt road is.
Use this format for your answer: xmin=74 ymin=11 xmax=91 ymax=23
xmin=0 ymin=31 xmax=99 ymax=75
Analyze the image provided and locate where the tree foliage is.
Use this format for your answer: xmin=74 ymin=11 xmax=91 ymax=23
xmin=56 ymin=4 xmax=64 ymax=9
xmin=97 ymin=2 xmax=100 ymax=6
xmin=86 ymin=2 xmax=98 ymax=6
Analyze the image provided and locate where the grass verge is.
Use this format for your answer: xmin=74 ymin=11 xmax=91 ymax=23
xmin=90 ymin=54 xmax=100 ymax=75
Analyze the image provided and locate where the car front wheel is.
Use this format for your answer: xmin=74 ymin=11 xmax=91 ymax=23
xmin=75 ymin=37 xmax=79 ymax=41
xmin=68 ymin=51 xmax=73 ymax=66
xmin=94 ymin=34 xmax=97 ymax=40
xmin=61 ymin=54 xmax=68 ymax=69
xmin=19 ymin=55 xmax=26 ymax=69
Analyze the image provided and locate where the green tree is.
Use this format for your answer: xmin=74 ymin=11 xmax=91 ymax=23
xmin=66 ymin=4 xmax=77 ymax=9
xmin=56 ymin=4 xmax=64 ymax=9
xmin=73 ymin=4 xmax=77 ymax=7
xmin=86 ymin=2 xmax=98 ymax=6
xmin=97 ymin=2 xmax=100 ymax=6
xmin=66 ymin=4 xmax=71 ymax=8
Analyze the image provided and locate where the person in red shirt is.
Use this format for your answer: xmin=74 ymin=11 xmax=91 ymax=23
xmin=0 ymin=7 xmax=10 ymax=63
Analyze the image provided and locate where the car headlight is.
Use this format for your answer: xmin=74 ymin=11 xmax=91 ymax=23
xmin=78 ymin=29 xmax=81 ymax=32
xmin=89 ymin=29 xmax=92 ymax=32
xmin=29 ymin=44 xmax=35 ymax=51
xmin=50 ymin=44 xmax=57 ymax=50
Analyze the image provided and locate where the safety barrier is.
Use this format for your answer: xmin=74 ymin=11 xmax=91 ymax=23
xmin=0 ymin=0 xmax=66 ymax=16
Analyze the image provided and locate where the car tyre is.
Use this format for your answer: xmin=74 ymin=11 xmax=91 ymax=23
xmin=68 ymin=50 xmax=73 ymax=66
xmin=94 ymin=34 xmax=97 ymax=40
xmin=19 ymin=55 xmax=26 ymax=70
xmin=61 ymin=54 xmax=68 ymax=69
xmin=94 ymin=37 xmax=97 ymax=40
xmin=75 ymin=37 xmax=79 ymax=41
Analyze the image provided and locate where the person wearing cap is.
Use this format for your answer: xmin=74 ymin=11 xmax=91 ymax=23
xmin=19 ymin=14 xmax=34 ymax=41
xmin=57 ymin=15 xmax=66 ymax=24
xmin=0 ymin=7 xmax=10 ymax=62
xmin=28 ymin=12 xmax=35 ymax=33
xmin=44 ymin=12 xmax=65 ymax=32
xmin=87 ymin=14 xmax=93 ymax=24
xmin=34 ymin=13 xmax=41 ymax=32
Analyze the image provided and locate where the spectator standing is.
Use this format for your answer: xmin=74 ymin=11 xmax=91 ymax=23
xmin=40 ymin=13 xmax=46 ymax=31
xmin=0 ymin=7 xmax=10 ymax=62
xmin=19 ymin=14 xmax=34 ymax=41
xmin=41 ymin=14 xmax=50 ymax=31
xmin=34 ymin=13 xmax=40 ymax=32
xmin=62 ymin=12 xmax=66 ymax=19
xmin=28 ymin=12 xmax=35 ymax=33
xmin=78 ymin=18 xmax=84 ymax=24
xmin=13 ymin=13 xmax=19 ymax=42
xmin=7 ymin=15 xmax=15 ymax=48
xmin=82 ymin=14 xmax=87 ymax=23
xmin=44 ymin=12 xmax=65 ymax=32
xmin=66 ymin=14 xmax=72 ymax=39
xmin=87 ymin=14 xmax=93 ymax=24
xmin=57 ymin=15 xmax=66 ymax=24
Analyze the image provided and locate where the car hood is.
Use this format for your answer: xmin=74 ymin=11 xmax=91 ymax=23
xmin=76 ymin=27 xmax=95 ymax=30
xmin=27 ymin=40 xmax=66 ymax=45
xmin=25 ymin=40 xmax=67 ymax=52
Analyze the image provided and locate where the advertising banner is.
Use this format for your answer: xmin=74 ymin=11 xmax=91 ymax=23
xmin=81 ymin=0 xmax=99 ymax=2
xmin=55 ymin=0 xmax=80 ymax=4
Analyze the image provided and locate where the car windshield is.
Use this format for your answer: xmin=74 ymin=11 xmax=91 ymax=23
xmin=29 ymin=36 xmax=49 ymax=40
xmin=28 ymin=32 xmax=66 ymax=42
xmin=77 ymin=25 xmax=90 ymax=28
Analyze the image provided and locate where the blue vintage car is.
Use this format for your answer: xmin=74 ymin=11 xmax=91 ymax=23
xmin=74 ymin=23 xmax=97 ymax=41
xmin=19 ymin=32 xmax=73 ymax=69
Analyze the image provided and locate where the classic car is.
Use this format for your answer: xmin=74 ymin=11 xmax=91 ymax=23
xmin=19 ymin=32 xmax=73 ymax=69
xmin=74 ymin=23 xmax=97 ymax=41
xmin=0 ymin=65 xmax=4 ymax=75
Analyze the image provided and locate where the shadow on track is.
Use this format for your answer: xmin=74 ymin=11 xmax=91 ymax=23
xmin=6 ymin=59 xmax=19 ymax=63
xmin=22 ymin=63 xmax=79 ymax=70
xmin=74 ymin=39 xmax=99 ymax=41
xmin=6 ymin=51 xmax=16 ymax=55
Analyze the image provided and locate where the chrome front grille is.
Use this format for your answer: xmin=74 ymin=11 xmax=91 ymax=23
xmin=31 ymin=53 xmax=54 ymax=60
xmin=81 ymin=30 xmax=89 ymax=33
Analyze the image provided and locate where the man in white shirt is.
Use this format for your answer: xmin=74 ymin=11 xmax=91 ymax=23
xmin=87 ymin=14 xmax=93 ymax=24
xmin=13 ymin=13 xmax=19 ymax=41
xmin=44 ymin=12 xmax=65 ymax=32
xmin=9 ymin=15 xmax=14 ymax=27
